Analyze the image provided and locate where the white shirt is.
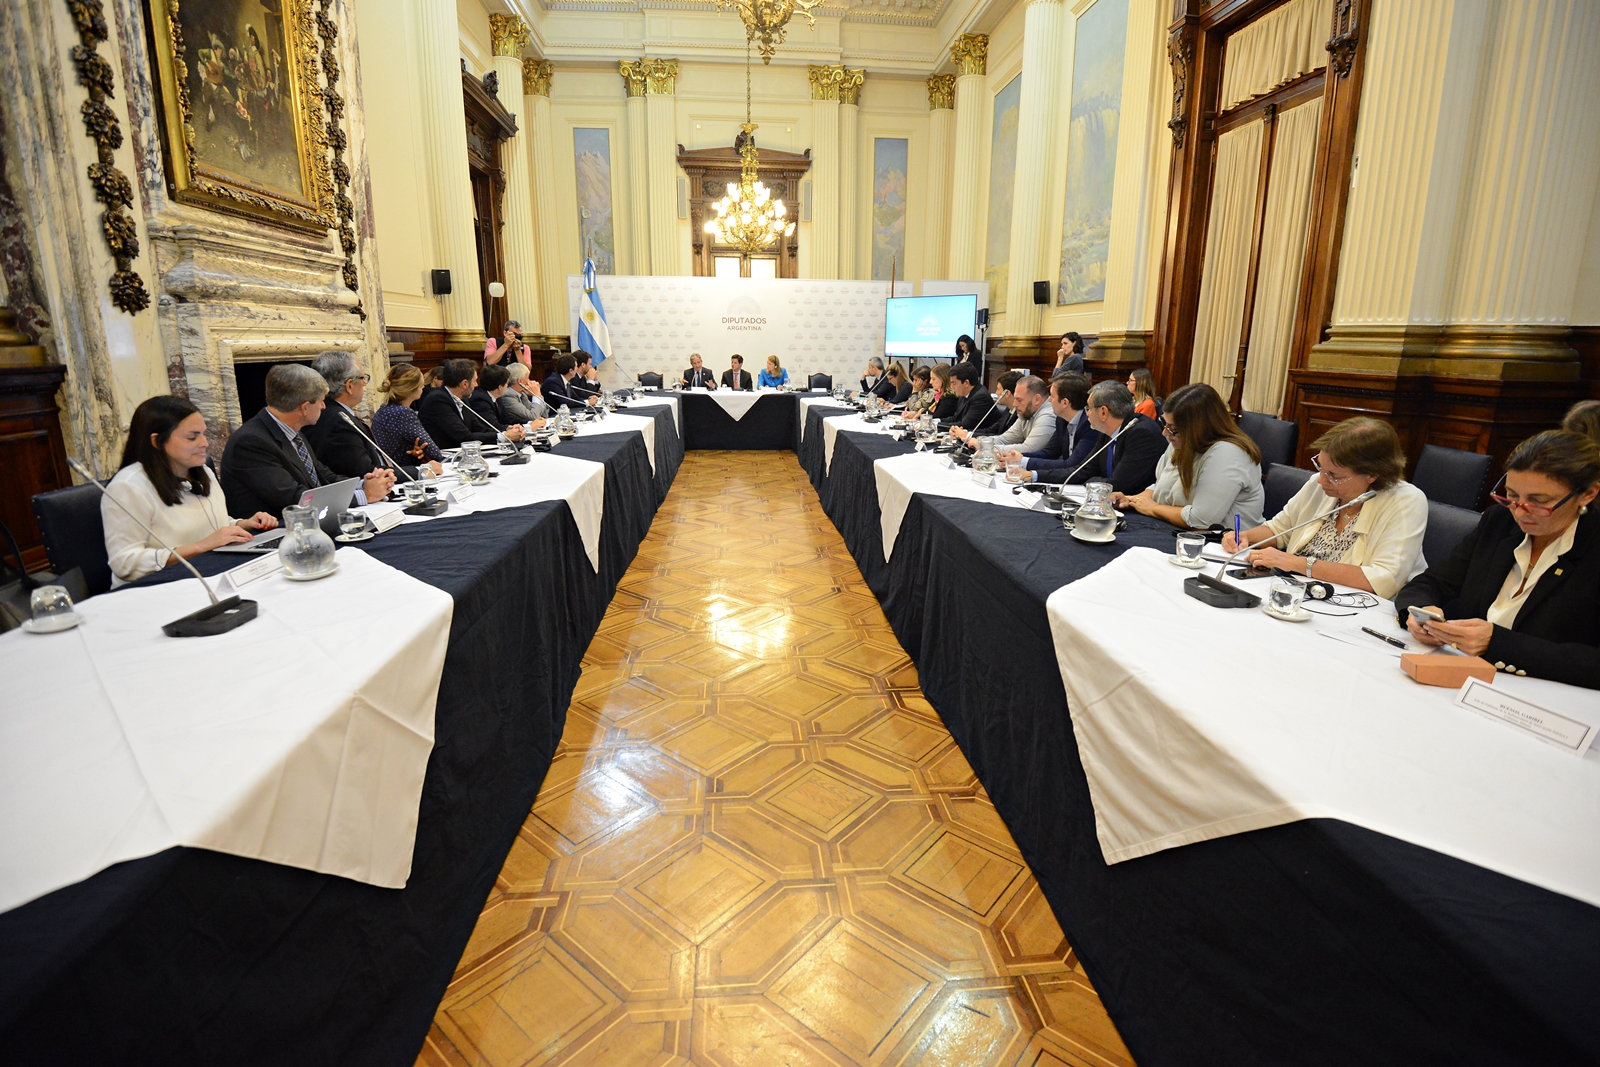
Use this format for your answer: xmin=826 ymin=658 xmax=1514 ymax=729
xmin=1487 ymin=518 xmax=1579 ymax=628
xmin=980 ymin=405 xmax=1057 ymax=455
xmin=102 ymin=464 xmax=236 ymax=587
xmin=1265 ymin=477 xmax=1429 ymax=599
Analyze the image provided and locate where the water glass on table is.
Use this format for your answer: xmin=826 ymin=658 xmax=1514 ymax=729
xmin=402 ymin=481 xmax=426 ymax=506
xmin=1266 ymin=575 xmax=1306 ymax=618
xmin=336 ymin=510 xmax=365 ymax=539
xmin=1174 ymin=531 xmax=1207 ymax=565
xmin=1004 ymin=460 xmax=1028 ymax=484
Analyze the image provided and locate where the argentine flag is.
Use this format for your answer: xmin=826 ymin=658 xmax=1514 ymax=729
xmin=576 ymin=258 xmax=611 ymax=367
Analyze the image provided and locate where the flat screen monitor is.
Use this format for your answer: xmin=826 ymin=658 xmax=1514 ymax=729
xmin=883 ymin=294 xmax=978 ymax=359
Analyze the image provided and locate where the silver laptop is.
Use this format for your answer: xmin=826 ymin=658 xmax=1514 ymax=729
xmin=215 ymin=477 xmax=362 ymax=553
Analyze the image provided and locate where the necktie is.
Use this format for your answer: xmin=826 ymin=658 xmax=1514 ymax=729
xmin=1104 ymin=439 xmax=1116 ymax=478
xmin=292 ymin=433 xmax=320 ymax=487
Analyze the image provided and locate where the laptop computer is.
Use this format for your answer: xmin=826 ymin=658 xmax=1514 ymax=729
xmin=214 ymin=477 xmax=362 ymax=553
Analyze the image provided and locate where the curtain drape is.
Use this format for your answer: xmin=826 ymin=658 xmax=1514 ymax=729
xmin=1242 ymin=97 xmax=1323 ymax=415
xmin=1218 ymin=0 xmax=1327 ymax=112
xmin=1190 ymin=120 xmax=1264 ymax=394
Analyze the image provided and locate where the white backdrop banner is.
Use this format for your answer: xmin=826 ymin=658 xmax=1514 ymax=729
xmin=568 ymin=276 xmax=913 ymax=386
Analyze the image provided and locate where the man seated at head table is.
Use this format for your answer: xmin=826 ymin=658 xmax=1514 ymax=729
xmin=102 ymin=395 xmax=279 ymax=586
xmin=1395 ymin=430 xmax=1600 ymax=688
xmin=859 ymin=357 xmax=896 ymax=400
xmin=220 ymin=364 xmax=395 ymax=518
xmin=499 ymin=362 xmax=551 ymax=425
xmin=543 ymin=353 xmax=598 ymax=411
xmin=569 ymin=351 xmax=602 ymax=398
xmin=302 ymin=349 xmax=419 ymax=481
xmin=721 ymin=353 xmax=754 ymax=391
xmin=998 ymin=373 xmax=1105 ymax=482
xmin=470 ymin=363 xmax=542 ymax=434
xmin=419 ymin=359 xmax=526 ymax=448
xmin=1222 ymin=416 xmax=1426 ymax=598
xmin=954 ymin=374 xmax=1056 ymax=454
xmin=680 ymin=353 xmax=717 ymax=389
xmin=940 ymin=362 xmax=1009 ymax=435
xmin=1113 ymin=382 xmax=1264 ymax=530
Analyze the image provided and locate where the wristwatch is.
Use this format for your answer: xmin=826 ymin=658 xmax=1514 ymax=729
xmin=1305 ymin=555 xmax=1316 ymax=578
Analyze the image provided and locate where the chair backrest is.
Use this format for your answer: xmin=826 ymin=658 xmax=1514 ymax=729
xmin=1422 ymin=500 xmax=1482 ymax=570
xmin=1262 ymin=463 xmax=1315 ymax=519
xmin=809 ymin=373 xmax=832 ymax=391
xmin=31 ymin=483 xmax=112 ymax=597
xmin=1239 ymin=411 xmax=1299 ymax=470
xmin=1412 ymin=443 xmax=1493 ymax=510
xmin=638 ymin=371 xmax=664 ymax=388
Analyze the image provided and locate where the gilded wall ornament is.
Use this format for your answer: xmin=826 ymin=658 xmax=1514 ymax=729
xmin=950 ymin=33 xmax=988 ymax=76
xmin=644 ymin=58 xmax=680 ymax=95
xmin=316 ymin=0 xmax=363 ymax=317
xmin=838 ymin=69 xmax=866 ymax=106
xmin=524 ymin=59 xmax=553 ymax=97
xmin=715 ymin=0 xmax=821 ymax=64
xmin=488 ymin=13 xmax=531 ymax=58
xmin=808 ymin=64 xmax=847 ymax=101
xmin=67 ymin=0 xmax=148 ymax=313
xmin=926 ymin=74 xmax=955 ymax=110
xmin=619 ymin=59 xmax=648 ymax=97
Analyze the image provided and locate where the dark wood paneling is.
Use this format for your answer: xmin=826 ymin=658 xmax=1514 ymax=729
xmin=1574 ymin=326 xmax=1600 ymax=400
xmin=0 ymin=364 xmax=70 ymax=571
xmin=386 ymin=327 xmax=556 ymax=383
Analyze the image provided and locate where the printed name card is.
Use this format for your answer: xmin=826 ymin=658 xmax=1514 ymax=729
xmin=447 ymin=484 xmax=476 ymax=504
xmin=363 ymin=503 xmax=405 ymax=533
xmin=970 ymin=470 xmax=997 ymax=489
xmin=214 ymin=553 xmax=282 ymax=597
xmin=1455 ymin=677 xmax=1597 ymax=755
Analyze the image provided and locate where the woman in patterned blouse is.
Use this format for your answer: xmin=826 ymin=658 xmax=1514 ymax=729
xmin=372 ymin=364 xmax=446 ymax=471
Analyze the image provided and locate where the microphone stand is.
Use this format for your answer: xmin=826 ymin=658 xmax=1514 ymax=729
xmin=459 ymin=396 xmax=532 ymax=466
xmin=339 ymin=410 xmax=448 ymax=516
xmin=1030 ymin=418 xmax=1131 ymax=485
xmin=68 ymin=457 xmax=258 ymax=637
xmin=1186 ymin=488 xmax=1379 ymax=609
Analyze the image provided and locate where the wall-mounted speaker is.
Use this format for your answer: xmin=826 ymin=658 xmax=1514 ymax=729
xmin=676 ymin=177 xmax=689 ymax=220
xmin=431 ymin=269 xmax=452 ymax=296
xmin=800 ymin=180 xmax=813 ymax=223
xmin=1032 ymin=281 xmax=1050 ymax=305
xmin=976 ymin=308 xmax=989 ymax=327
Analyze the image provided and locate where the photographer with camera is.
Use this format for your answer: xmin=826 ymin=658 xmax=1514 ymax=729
xmin=485 ymin=320 xmax=531 ymax=367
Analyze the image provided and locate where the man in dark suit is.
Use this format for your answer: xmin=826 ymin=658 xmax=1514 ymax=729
xmin=302 ymin=350 xmax=419 ymax=479
xmin=859 ymin=357 xmax=895 ymax=400
xmin=680 ymin=353 xmax=716 ymax=389
xmin=720 ymin=354 xmax=753 ymax=391
xmin=1000 ymin=373 xmax=1105 ymax=481
xmin=941 ymin=362 xmax=1007 ymax=435
xmin=221 ymin=363 xmax=394 ymax=518
xmin=1044 ymin=380 xmax=1164 ymax=494
xmin=570 ymin=351 xmax=602 ymax=399
xmin=543 ymin=354 xmax=596 ymax=411
xmin=468 ymin=363 xmax=516 ymax=432
xmin=419 ymin=359 xmax=524 ymax=448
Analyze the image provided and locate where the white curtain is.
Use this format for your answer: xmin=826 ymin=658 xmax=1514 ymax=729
xmin=1190 ymin=120 xmax=1264 ymax=394
xmin=1218 ymin=0 xmax=1328 ymax=112
xmin=1243 ymin=97 xmax=1323 ymax=415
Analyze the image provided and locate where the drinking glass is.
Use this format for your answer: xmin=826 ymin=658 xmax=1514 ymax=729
xmin=402 ymin=481 xmax=425 ymax=506
xmin=1175 ymin=531 xmax=1207 ymax=564
xmin=1267 ymin=576 xmax=1306 ymax=617
xmin=337 ymin=510 xmax=366 ymax=538
xmin=1004 ymin=461 xmax=1028 ymax=484
xmin=30 ymin=585 xmax=75 ymax=623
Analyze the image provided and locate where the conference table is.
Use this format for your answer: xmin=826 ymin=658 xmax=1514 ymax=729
xmin=0 ymin=408 xmax=682 ymax=1065
xmin=631 ymin=387 xmax=834 ymax=451
xmin=800 ymin=410 xmax=1600 ymax=1067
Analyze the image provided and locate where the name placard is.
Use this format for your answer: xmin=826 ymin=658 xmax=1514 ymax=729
xmin=364 ymin=503 xmax=406 ymax=533
xmin=970 ymin=470 xmax=996 ymax=489
xmin=1455 ymin=677 xmax=1597 ymax=755
xmin=215 ymin=552 xmax=282 ymax=596
xmin=448 ymin=484 xmax=476 ymax=504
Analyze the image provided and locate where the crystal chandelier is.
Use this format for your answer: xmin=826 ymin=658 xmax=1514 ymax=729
xmin=703 ymin=45 xmax=795 ymax=256
xmin=715 ymin=0 xmax=821 ymax=64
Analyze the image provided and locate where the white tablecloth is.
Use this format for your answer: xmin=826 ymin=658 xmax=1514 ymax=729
xmin=703 ymin=389 xmax=772 ymax=421
xmin=0 ymin=548 xmax=453 ymax=913
xmin=406 ymin=453 xmax=605 ymax=571
xmin=622 ymin=395 xmax=680 ymax=435
xmin=799 ymin=396 xmax=844 ymax=440
xmin=573 ymin=412 xmax=657 ymax=474
xmin=872 ymin=450 xmax=1036 ymax=560
xmin=1046 ymin=547 xmax=1600 ymax=907
xmin=822 ymin=413 xmax=902 ymax=474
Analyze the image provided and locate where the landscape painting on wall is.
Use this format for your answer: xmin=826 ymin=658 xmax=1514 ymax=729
xmin=574 ymin=128 xmax=617 ymax=275
xmin=146 ymin=0 xmax=334 ymax=230
xmin=985 ymin=75 xmax=1022 ymax=315
xmin=872 ymin=138 xmax=908 ymax=280
xmin=1058 ymin=0 xmax=1129 ymax=305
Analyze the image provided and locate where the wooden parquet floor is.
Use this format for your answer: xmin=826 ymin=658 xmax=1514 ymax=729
xmin=415 ymin=452 xmax=1134 ymax=1067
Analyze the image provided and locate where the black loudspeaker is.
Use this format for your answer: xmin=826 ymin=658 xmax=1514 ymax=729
xmin=976 ymin=308 xmax=990 ymax=326
xmin=431 ymin=269 xmax=452 ymax=295
xmin=1032 ymin=281 xmax=1050 ymax=305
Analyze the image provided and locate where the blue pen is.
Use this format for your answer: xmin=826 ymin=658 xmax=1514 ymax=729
xmin=1234 ymin=514 xmax=1241 ymax=548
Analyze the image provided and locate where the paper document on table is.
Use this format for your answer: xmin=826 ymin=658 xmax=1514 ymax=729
xmin=1320 ymin=621 xmax=1429 ymax=659
xmin=1455 ymin=677 xmax=1599 ymax=756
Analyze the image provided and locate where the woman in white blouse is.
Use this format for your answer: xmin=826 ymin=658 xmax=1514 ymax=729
xmin=1115 ymin=383 xmax=1264 ymax=530
xmin=103 ymin=396 xmax=278 ymax=586
xmin=1222 ymin=416 xmax=1427 ymax=598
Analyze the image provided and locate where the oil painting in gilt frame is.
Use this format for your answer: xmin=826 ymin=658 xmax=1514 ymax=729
xmin=145 ymin=0 xmax=335 ymax=231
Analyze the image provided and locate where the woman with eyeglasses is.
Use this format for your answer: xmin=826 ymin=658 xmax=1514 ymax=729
xmin=1114 ymin=382 xmax=1264 ymax=529
xmin=1221 ymin=417 xmax=1427 ymax=597
xmin=1395 ymin=430 xmax=1600 ymax=687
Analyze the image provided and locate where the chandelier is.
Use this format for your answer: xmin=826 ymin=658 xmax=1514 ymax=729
xmin=703 ymin=45 xmax=795 ymax=256
xmin=715 ymin=0 xmax=821 ymax=64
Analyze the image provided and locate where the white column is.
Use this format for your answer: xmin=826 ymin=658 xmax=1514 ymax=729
xmin=946 ymin=35 xmax=989 ymax=282
xmin=644 ymin=60 xmax=681 ymax=275
xmin=924 ymin=77 xmax=956 ymax=281
xmin=620 ymin=62 xmax=651 ymax=274
xmin=1095 ymin=0 xmax=1173 ymax=363
xmin=524 ymin=62 xmax=567 ymax=340
xmin=1002 ymin=0 xmax=1067 ymax=340
xmin=808 ymin=66 xmax=843 ymax=280
xmin=490 ymin=16 xmax=541 ymax=333
xmin=413 ymin=0 xmax=482 ymax=338
xmin=838 ymin=70 xmax=864 ymax=279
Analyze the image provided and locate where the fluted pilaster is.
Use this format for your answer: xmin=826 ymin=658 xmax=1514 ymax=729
xmin=924 ymin=76 xmax=956 ymax=280
xmin=946 ymin=35 xmax=988 ymax=282
xmin=1003 ymin=0 xmax=1067 ymax=339
xmin=808 ymin=65 xmax=845 ymax=279
xmin=837 ymin=70 xmax=865 ymax=279
xmin=524 ymin=62 xmax=567 ymax=338
xmin=490 ymin=16 xmax=541 ymax=332
xmin=620 ymin=61 xmax=651 ymax=274
xmin=414 ymin=0 xmax=481 ymax=336
xmin=644 ymin=60 xmax=681 ymax=275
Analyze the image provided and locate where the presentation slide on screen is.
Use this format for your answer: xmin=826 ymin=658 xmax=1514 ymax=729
xmin=884 ymin=295 xmax=978 ymax=357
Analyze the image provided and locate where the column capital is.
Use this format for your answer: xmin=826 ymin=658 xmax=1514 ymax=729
xmin=950 ymin=33 xmax=988 ymax=76
xmin=808 ymin=65 xmax=846 ymax=100
xmin=522 ymin=58 xmax=553 ymax=97
xmin=619 ymin=59 xmax=648 ymax=97
xmin=643 ymin=58 xmax=680 ymax=95
xmin=839 ymin=69 xmax=866 ymax=105
xmin=926 ymin=74 xmax=955 ymax=109
xmin=488 ymin=14 xmax=530 ymax=58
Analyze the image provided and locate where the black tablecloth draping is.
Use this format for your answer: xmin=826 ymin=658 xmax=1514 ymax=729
xmin=811 ymin=428 xmax=1600 ymax=1067
xmin=611 ymin=401 xmax=683 ymax=504
xmin=665 ymin=390 xmax=829 ymax=450
xmin=0 ymin=430 xmax=669 ymax=1066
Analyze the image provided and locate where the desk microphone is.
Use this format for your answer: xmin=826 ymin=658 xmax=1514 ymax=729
xmin=67 ymin=456 xmax=258 ymax=637
xmin=1186 ymin=489 xmax=1378 ymax=608
xmin=339 ymin=411 xmax=417 ymax=482
xmin=1050 ymin=419 xmax=1132 ymax=486
xmin=458 ymin=398 xmax=533 ymax=464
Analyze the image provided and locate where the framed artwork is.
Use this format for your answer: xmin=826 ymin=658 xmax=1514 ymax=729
xmin=145 ymin=0 xmax=335 ymax=231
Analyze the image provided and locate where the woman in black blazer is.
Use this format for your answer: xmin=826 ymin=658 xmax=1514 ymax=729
xmin=1395 ymin=430 xmax=1600 ymax=688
